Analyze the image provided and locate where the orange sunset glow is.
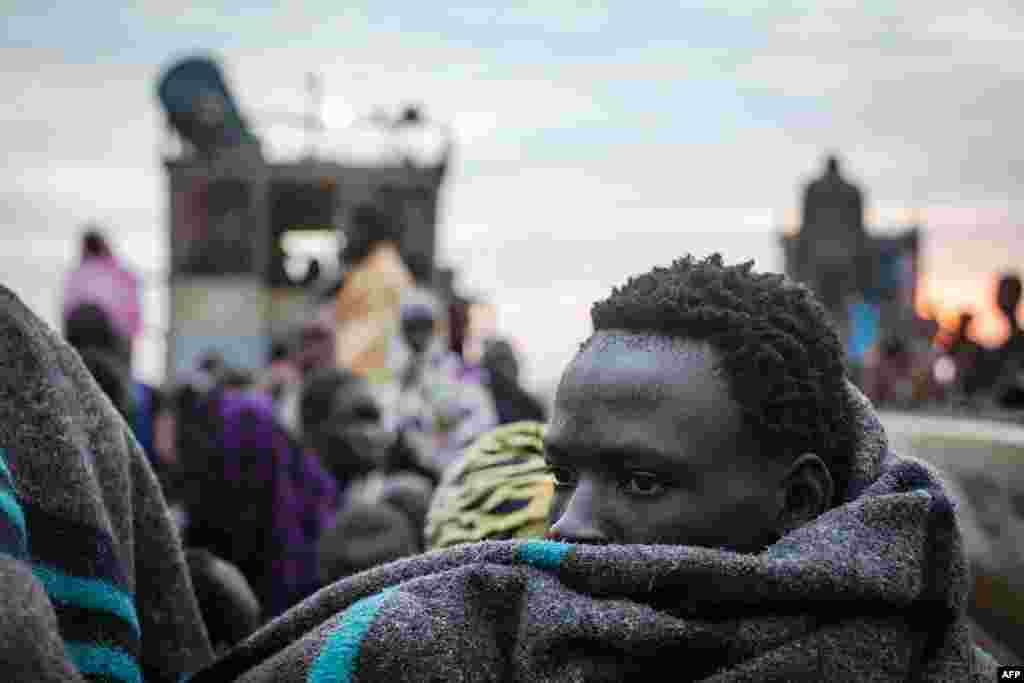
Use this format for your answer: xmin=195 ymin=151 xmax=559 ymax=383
xmin=917 ymin=273 xmax=1019 ymax=348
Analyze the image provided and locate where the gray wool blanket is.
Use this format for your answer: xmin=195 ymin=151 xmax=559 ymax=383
xmin=0 ymin=285 xmax=214 ymax=681
xmin=192 ymin=383 xmax=999 ymax=682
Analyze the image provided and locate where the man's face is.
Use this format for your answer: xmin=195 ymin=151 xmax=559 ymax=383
xmin=310 ymin=380 xmax=395 ymax=478
xmin=544 ymin=331 xmax=786 ymax=552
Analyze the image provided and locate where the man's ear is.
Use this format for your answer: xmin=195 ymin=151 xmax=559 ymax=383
xmin=775 ymin=453 xmax=835 ymax=537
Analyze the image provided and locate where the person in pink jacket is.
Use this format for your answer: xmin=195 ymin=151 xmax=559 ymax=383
xmin=62 ymin=226 xmax=142 ymax=361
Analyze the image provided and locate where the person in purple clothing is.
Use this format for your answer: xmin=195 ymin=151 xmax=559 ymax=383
xmin=181 ymin=384 xmax=341 ymax=620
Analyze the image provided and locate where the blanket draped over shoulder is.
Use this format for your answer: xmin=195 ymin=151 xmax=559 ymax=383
xmin=0 ymin=285 xmax=213 ymax=682
xmin=193 ymin=382 xmax=999 ymax=682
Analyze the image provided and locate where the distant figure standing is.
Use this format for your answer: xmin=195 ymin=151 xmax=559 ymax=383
xmin=334 ymin=204 xmax=413 ymax=381
xmin=261 ymin=340 xmax=302 ymax=429
xmin=996 ymin=273 xmax=1024 ymax=363
xmin=946 ymin=311 xmax=986 ymax=400
xmin=993 ymin=273 xmax=1024 ymax=407
xmin=62 ymin=226 xmax=142 ymax=361
xmin=393 ymin=293 xmax=497 ymax=476
xmin=871 ymin=336 xmax=914 ymax=408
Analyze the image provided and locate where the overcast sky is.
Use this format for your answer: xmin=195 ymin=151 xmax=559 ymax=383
xmin=3 ymin=2 xmax=1024 ymax=390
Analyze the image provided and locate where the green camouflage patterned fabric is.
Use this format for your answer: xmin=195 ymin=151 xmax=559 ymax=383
xmin=425 ymin=420 xmax=553 ymax=550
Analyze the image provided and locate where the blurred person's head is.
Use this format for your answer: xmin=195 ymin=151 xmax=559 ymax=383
xmin=996 ymin=272 xmax=1022 ymax=324
xmin=318 ymin=499 xmax=419 ymax=584
xmin=481 ymin=338 xmax=520 ymax=384
xmin=197 ymin=350 xmax=226 ymax=380
xmin=399 ymin=286 xmax=444 ymax=358
xmin=300 ymin=367 xmax=393 ymax=481
xmin=186 ymin=548 xmax=261 ymax=655
xmin=544 ymin=254 xmax=855 ymax=553
xmin=81 ymin=226 xmax=111 ymax=260
xmin=340 ymin=204 xmax=404 ymax=268
xmin=269 ymin=340 xmax=291 ymax=365
xmin=64 ymin=302 xmax=129 ymax=364
xmin=882 ymin=336 xmax=908 ymax=359
xmin=426 ymin=421 xmax=552 ymax=550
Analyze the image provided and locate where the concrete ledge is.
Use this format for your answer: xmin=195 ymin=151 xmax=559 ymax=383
xmin=880 ymin=410 xmax=1024 ymax=448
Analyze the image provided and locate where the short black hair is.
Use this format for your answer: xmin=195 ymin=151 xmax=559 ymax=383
xmin=588 ymin=253 xmax=856 ymax=506
xmin=82 ymin=229 xmax=108 ymax=257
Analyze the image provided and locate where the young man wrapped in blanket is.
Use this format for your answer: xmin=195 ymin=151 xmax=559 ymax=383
xmin=192 ymin=254 xmax=999 ymax=681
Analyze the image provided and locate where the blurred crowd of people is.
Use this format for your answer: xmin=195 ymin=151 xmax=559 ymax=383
xmin=862 ymin=272 xmax=1024 ymax=415
xmin=55 ymin=220 xmax=1024 ymax=654
xmin=0 ymin=228 xmax=1003 ymax=678
xmin=57 ymin=217 xmax=550 ymax=650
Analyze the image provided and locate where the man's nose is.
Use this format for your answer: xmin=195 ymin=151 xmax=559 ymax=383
xmin=545 ymin=479 xmax=608 ymax=545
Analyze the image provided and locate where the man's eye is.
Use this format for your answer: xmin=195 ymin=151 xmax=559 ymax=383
xmin=619 ymin=472 xmax=667 ymax=497
xmin=545 ymin=466 xmax=577 ymax=489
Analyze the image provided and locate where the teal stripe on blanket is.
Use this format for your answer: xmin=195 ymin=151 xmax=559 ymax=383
xmin=308 ymin=587 xmax=398 ymax=683
xmin=0 ymin=447 xmax=14 ymax=488
xmin=515 ymin=540 xmax=572 ymax=571
xmin=0 ymin=488 xmax=27 ymax=557
xmin=31 ymin=563 xmax=141 ymax=636
xmin=64 ymin=641 xmax=142 ymax=683
xmin=0 ymin=447 xmax=26 ymax=559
